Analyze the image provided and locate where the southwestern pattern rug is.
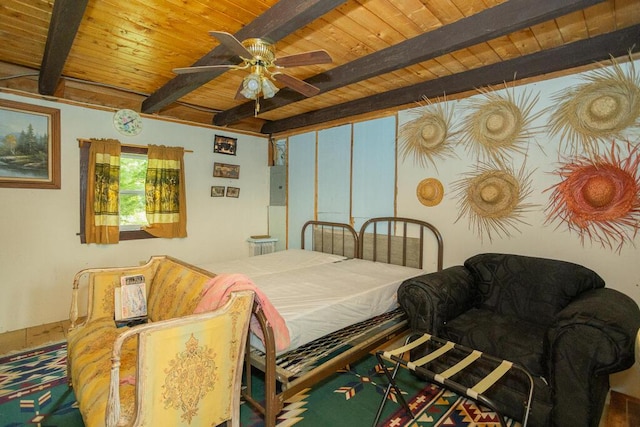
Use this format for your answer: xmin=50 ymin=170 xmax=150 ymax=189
xmin=0 ymin=342 xmax=81 ymax=426
xmin=0 ymin=342 xmax=517 ymax=426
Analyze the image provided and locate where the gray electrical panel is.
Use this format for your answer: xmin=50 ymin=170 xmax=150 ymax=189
xmin=270 ymin=166 xmax=286 ymax=206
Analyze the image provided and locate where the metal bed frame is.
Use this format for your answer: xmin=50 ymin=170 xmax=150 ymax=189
xmin=242 ymin=217 xmax=444 ymax=427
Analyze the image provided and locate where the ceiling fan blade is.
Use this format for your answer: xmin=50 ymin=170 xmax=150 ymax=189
xmin=173 ymin=64 xmax=236 ymax=74
xmin=273 ymin=73 xmax=321 ymax=97
xmin=234 ymin=81 xmax=246 ymax=100
xmin=209 ymin=31 xmax=254 ymax=58
xmin=274 ymin=50 xmax=332 ymax=68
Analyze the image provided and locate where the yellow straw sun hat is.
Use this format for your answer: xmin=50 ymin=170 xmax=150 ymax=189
xmin=416 ymin=178 xmax=444 ymax=207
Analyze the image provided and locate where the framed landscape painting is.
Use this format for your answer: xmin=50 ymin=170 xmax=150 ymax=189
xmin=0 ymin=100 xmax=61 ymax=189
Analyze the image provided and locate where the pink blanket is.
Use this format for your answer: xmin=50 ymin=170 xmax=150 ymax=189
xmin=194 ymin=273 xmax=291 ymax=352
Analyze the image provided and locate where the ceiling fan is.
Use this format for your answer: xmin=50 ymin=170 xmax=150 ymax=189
xmin=173 ymin=31 xmax=332 ymax=115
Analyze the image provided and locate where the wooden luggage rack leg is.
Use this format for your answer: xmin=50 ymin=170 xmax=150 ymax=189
xmin=372 ymin=333 xmax=534 ymax=427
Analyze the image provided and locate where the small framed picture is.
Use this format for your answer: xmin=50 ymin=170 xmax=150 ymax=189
xmin=210 ymin=185 xmax=225 ymax=197
xmin=213 ymin=162 xmax=240 ymax=179
xmin=226 ymin=186 xmax=240 ymax=198
xmin=214 ymin=134 xmax=237 ymax=155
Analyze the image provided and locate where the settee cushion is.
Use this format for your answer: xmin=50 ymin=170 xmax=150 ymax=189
xmin=67 ymin=318 xmax=137 ymax=426
xmin=147 ymin=259 xmax=213 ymax=321
xmin=441 ymin=308 xmax=547 ymax=377
xmin=464 ymin=253 xmax=605 ymax=326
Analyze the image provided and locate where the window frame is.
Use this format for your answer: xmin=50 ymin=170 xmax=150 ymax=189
xmin=79 ymin=143 xmax=155 ymax=243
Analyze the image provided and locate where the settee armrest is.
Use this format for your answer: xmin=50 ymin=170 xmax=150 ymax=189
xmin=69 ymin=256 xmax=163 ymax=330
xmin=546 ymin=288 xmax=640 ymax=427
xmin=397 ymin=266 xmax=475 ymax=335
xmin=106 ymin=291 xmax=254 ymax=427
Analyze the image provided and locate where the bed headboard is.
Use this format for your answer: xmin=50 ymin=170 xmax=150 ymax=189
xmin=301 ymin=220 xmax=359 ymax=258
xmin=358 ymin=217 xmax=443 ymax=271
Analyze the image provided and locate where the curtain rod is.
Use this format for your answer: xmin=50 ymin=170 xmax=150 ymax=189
xmin=77 ymin=138 xmax=193 ymax=153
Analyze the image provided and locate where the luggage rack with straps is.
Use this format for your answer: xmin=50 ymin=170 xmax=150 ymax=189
xmin=373 ymin=333 xmax=534 ymax=427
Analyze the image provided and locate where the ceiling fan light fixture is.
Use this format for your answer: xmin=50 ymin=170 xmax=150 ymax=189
xmin=240 ymin=73 xmax=261 ymax=99
xmin=261 ymin=76 xmax=279 ymax=99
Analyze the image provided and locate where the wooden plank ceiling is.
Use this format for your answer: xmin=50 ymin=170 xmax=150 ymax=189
xmin=0 ymin=0 xmax=639 ymax=136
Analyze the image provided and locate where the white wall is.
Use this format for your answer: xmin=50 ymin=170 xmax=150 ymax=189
xmin=396 ymin=60 xmax=640 ymax=307
xmin=0 ymin=92 xmax=270 ymax=333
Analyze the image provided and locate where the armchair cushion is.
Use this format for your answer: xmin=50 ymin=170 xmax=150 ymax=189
xmin=464 ymin=253 xmax=605 ymax=326
xmin=443 ymin=308 xmax=548 ymax=377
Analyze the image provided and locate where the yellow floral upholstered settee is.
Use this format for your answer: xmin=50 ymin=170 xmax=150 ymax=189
xmin=66 ymin=255 xmax=254 ymax=427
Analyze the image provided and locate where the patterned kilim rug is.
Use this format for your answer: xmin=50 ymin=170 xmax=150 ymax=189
xmin=0 ymin=342 xmax=81 ymax=426
xmin=0 ymin=342 xmax=517 ymax=427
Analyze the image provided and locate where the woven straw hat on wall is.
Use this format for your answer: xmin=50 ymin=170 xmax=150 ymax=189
xmin=547 ymin=56 xmax=640 ymax=158
xmin=453 ymin=163 xmax=536 ymax=242
xmin=545 ymin=142 xmax=640 ymax=253
xmin=460 ymin=86 xmax=541 ymax=167
xmin=399 ymin=96 xmax=457 ymax=169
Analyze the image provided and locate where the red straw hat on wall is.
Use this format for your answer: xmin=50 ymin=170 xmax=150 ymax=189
xmin=545 ymin=142 xmax=640 ymax=252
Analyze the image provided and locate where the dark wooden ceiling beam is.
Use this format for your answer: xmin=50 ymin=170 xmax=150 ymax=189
xmin=261 ymin=24 xmax=640 ymax=134
xmin=214 ymin=0 xmax=605 ymax=126
xmin=141 ymin=0 xmax=346 ymax=114
xmin=38 ymin=0 xmax=88 ymax=95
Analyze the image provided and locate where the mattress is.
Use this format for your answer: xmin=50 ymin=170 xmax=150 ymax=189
xmin=252 ymin=258 xmax=423 ymax=351
xmin=197 ymin=249 xmax=346 ymax=278
xmin=200 ymin=250 xmax=423 ymax=353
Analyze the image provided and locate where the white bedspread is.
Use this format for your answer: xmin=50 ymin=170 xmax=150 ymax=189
xmin=198 ymin=249 xmax=346 ymax=278
xmin=251 ymin=258 xmax=423 ymax=351
xmin=199 ymin=250 xmax=423 ymax=353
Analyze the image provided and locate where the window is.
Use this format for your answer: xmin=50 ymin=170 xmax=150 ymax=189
xmin=79 ymin=143 xmax=154 ymax=242
xmin=119 ymin=153 xmax=148 ymax=231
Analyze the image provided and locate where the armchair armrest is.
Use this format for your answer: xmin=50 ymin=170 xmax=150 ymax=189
xmin=548 ymin=287 xmax=640 ymax=375
xmin=397 ymin=266 xmax=476 ymax=335
xmin=546 ymin=288 xmax=640 ymax=427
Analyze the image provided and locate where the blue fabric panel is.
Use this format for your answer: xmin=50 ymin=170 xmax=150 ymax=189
xmin=352 ymin=116 xmax=396 ymax=230
xmin=318 ymin=125 xmax=351 ymax=224
xmin=288 ymin=132 xmax=316 ymax=248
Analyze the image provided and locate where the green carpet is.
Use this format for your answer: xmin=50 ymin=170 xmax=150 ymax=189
xmin=0 ymin=342 xmax=517 ymax=426
xmin=0 ymin=342 xmax=82 ymax=426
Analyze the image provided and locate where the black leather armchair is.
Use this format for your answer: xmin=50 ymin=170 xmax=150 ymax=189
xmin=398 ymin=253 xmax=640 ymax=427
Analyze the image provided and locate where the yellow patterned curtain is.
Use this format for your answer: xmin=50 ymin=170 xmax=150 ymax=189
xmin=144 ymin=145 xmax=187 ymax=238
xmin=85 ymin=139 xmax=121 ymax=244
